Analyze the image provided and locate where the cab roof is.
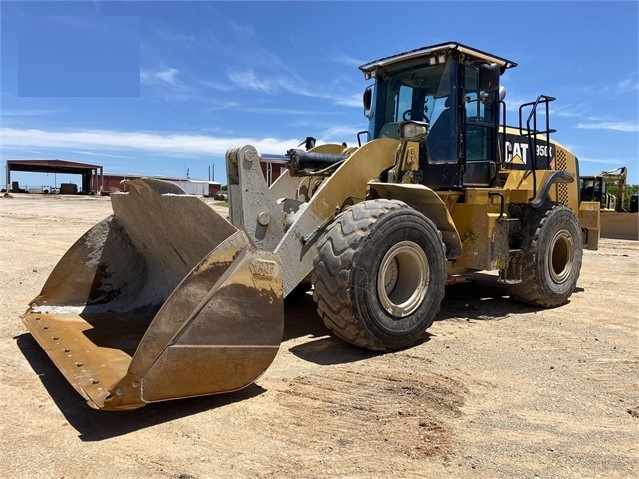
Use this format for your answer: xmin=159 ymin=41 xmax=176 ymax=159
xmin=359 ymin=42 xmax=518 ymax=77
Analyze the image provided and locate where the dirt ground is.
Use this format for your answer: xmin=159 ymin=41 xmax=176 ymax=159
xmin=1 ymin=193 xmax=637 ymax=479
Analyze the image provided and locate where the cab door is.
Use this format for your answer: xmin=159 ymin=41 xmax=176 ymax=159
xmin=462 ymin=66 xmax=498 ymax=187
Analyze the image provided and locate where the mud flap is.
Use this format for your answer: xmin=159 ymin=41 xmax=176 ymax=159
xmin=23 ymin=179 xmax=284 ymax=410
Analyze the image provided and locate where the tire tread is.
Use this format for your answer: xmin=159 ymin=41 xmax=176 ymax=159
xmin=508 ymin=204 xmax=582 ymax=307
xmin=312 ymin=200 xmax=444 ymax=350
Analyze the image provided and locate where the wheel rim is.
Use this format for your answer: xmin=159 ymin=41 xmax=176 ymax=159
xmin=377 ymin=241 xmax=429 ymax=317
xmin=548 ymin=229 xmax=574 ymax=283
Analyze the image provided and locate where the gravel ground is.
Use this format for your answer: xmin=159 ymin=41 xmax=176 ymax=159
xmin=0 ymin=193 xmax=637 ymax=479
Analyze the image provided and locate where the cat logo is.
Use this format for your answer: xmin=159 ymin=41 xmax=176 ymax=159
xmin=505 ymin=141 xmax=529 ymax=164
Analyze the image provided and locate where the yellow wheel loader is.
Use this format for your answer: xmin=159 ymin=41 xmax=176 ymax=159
xmin=579 ymin=166 xmax=627 ymax=212
xmin=23 ymin=42 xmax=600 ymax=410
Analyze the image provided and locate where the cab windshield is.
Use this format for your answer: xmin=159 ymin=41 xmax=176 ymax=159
xmin=368 ymin=58 xmax=454 ymax=141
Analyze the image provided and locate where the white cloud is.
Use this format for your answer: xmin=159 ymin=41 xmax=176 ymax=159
xmin=276 ymin=121 xmax=368 ymax=146
xmin=141 ymin=67 xmax=187 ymax=89
xmin=140 ymin=67 xmax=197 ymax=100
xmin=320 ymin=125 xmax=365 ymax=140
xmin=227 ymin=69 xmax=276 ymax=93
xmin=333 ymin=93 xmax=363 ymax=108
xmin=227 ymin=69 xmax=315 ymax=98
xmin=577 ymin=157 xmax=632 ymax=166
xmin=227 ymin=68 xmax=362 ymax=109
xmin=551 ymin=103 xmax=590 ymax=118
xmin=576 ymin=121 xmax=639 ymax=132
xmin=1 ymin=109 xmax=65 ymax=116
xmin=617 ymin=74 xmax=639 ymax=91
xmin=503 ymin=94 xmax=592 ymax=120
xmin=237 ymin=107 xmax=338 ymax=116
xmin=155 ymin=68 xmax=180 ymax=85
xmin=580 ymin=73 xmax=639 ymax=97
xmin=330 ymin=53 xmax=364 ymax=67
xmin=0 ymin=127 xmax=301 ymax=156
xmin=152 ymin=24 xmax=196 ymax=49
xmin=200 ymin=80 xmax=233 ymax=92
xmin=72 ymin=150 xmax=138 ymax=159
xmin=228 ymin=19 xmax=256 ymax=39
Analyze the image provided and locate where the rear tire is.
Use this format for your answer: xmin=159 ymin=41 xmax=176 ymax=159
xmin=508 ymin=204 xmax=583 ymax=307
xmin=312 ymin=199 xmax=446 ymax=351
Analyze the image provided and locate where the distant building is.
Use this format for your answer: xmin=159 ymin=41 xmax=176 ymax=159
xmin=6 ymin=158 xmax=103 ymax=194
xmin=5 ymin=159 xmax=224 ymax=197
xmin=259 ymin=154 xmax=288 ymax=186
xmin=103 ymin=174 xmax=221 ymax=196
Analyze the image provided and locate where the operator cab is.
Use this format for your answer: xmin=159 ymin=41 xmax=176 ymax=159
xmin=360 ymin=42 xmax=517 ymax=189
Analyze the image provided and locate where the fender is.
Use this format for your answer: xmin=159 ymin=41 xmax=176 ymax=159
xmin=367 ymin=181 xmax=463 ymax=260
xmin=530 ymin=170 xmax=574 ymax=208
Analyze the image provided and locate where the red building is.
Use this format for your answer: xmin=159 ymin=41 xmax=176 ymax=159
xmin=259 ymin=155 xmax=288 ymax=186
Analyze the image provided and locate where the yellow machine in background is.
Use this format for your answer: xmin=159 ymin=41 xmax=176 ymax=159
xmin=580 ymin=166 xmax=628 ymax=212
xmin=580 ymin=166 xmax=638 ymax=240
xmin=23 ymin=42 xmax=600 ymax=410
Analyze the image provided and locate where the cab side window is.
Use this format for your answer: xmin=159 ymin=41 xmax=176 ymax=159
xmin=464 ymin=66 xmax=495 ymax=162
xmin=463 ymin=66 xmax=498 ymax=186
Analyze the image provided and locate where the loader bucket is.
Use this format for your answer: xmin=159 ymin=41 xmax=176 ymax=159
xmin=22 ymin=179 xmax=284 ymax=410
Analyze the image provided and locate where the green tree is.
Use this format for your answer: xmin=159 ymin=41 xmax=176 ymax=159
xmin=607 ymin=183 xmax=638 ymax=211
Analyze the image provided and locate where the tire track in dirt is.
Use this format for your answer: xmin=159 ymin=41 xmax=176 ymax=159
xmin=270 ymin=358 xmax=467 ymax=462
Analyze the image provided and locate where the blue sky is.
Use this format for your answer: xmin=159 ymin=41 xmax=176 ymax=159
xmin=1 ymin=0 xmax=638 ymax=190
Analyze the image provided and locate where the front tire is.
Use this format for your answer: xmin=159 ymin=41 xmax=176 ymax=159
xmin=508 ymin=204 xmax=583 ymax=307
xmin=312 ymin=199 xmax=447 ymax=351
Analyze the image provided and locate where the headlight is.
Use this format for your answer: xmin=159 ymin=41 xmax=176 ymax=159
xmin=399 ymin=121 xmax=428 ymax=142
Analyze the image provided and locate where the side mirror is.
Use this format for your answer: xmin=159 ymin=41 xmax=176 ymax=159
xmin=498 ymin=85 xmax=506 ymax=102
xmin=363 ymin=87 xmax=372 ymax=118
xmin=479 ymin=63 xmax=500 ymax=91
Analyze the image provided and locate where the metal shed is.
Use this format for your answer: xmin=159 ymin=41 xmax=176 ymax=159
xmin=5 ymin=159 xmax=104 ymax=194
